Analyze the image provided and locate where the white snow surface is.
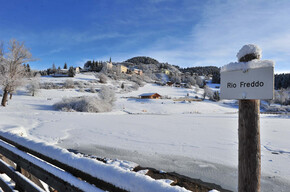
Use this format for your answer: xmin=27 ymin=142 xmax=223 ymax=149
xmin=236 ymin=44 xmax=262 ymax=60
xmin=221 ymin=59 xmax=274 ymax=72
xmin=0 ymin=131 xmax=189 ymax=192
xmin=0 ymin=73 xmax=289 ymax=192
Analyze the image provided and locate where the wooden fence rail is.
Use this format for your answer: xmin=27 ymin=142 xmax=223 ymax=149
xmin=0 ymin=133 xmax=127 ymax=192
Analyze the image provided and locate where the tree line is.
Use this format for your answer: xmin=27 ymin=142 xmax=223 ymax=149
xmin=275 ymin=73 xmax=290 ymax=89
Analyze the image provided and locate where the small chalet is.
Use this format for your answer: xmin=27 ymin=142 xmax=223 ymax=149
xmin=139 ymin=93 xmax=161 ymax=99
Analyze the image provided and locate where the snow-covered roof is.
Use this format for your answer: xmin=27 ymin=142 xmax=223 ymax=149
xmin=236 ymin=44 xmax=262 ymax=61
xmin=221 ymin=59 xmax=274 ymax=72
xmin=139 ymin=93 xmax=160 ymax=97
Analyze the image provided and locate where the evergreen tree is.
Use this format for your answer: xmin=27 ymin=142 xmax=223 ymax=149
xmin=64 ymin=62 xmax=67 ymax=69
xmin=52 ymin=63 xmax=56 ymax=74
xmin=68 ymin=66 xmax=75 ymax=77
xmin=27 ymin=64 xmax=31 ymax=73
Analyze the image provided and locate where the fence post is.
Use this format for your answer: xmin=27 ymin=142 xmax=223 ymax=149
xmin=238 ymin=55 xmax=261 ymax=192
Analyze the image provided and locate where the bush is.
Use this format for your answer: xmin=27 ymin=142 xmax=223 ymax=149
xmin=90 ymin=86 xmax=96 ymax=93
xmin=54 ymin=96 xmax=113 ymax=113
xmin=99 ymin=73 xmax=108 ymax=83
xmin=27 ymin=81 xmax=40 ymax=96
xmin=203 ymin=85 xmax=213 ymax=100
xmin=99 ymin=86 xmax=116 ymax=104
xmin=212 ymin=91 xmax=220 ymax=101
xmin=64 ymin=79 xmax=74 ymax=88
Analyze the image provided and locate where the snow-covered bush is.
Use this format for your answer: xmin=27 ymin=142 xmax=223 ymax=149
xmin=130 ymin=76 xmax=144 ymax=87
xmin=274 ymin=89 xmax=289 ymax=105
xmin=79 ymin=87 xmax=85 ymax=92
xmin=203 ymin=85 xmax=213 ymax=100
xmin=131 ymin=83 xmax=139 ymax=91
xmin=99 ymin=86 xmax=116 ymax=104
xmin=74 ymin=81 xmax=84 ymax=88
xmin=171 ymin=75 xmax=181 ymax=84
xmin=64 ymin=79 xmax=74 ymax=88
xmin=27 ymin=81 xmax=40 ymax=96
xmin=196 ymin=76 xmax=205 ymax=88
xmin=40 ymin=82 xmax=58 ymax=89
xmin=53 ymin=96 xmax=113 ymax=113
xmin=99 ymin=73 xmax=108 ymax=83
xmin=185 ymin=76 xmax=196 ymax=86
xmin=90 ymin=86 xmax=96 ymax=93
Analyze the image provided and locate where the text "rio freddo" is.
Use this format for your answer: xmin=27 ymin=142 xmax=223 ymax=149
xmin=227 ymin=81 xmax=264 ymax=88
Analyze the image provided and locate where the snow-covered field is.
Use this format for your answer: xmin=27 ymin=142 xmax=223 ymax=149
xmin=0 ymin=73 xmax=289 ymax=192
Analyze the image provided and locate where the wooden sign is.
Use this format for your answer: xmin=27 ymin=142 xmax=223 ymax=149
xmin=220 ymin=67 xmax=274 ymax=100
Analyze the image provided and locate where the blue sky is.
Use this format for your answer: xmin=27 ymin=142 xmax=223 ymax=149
xmin=1 ymin=0 xmax=290 ymax=73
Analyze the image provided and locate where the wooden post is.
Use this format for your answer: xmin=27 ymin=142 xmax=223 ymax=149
xmin=238 ymin=54 xmax=261 ymax=192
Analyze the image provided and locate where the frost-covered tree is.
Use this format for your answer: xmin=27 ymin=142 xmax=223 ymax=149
xmin=27 ymin=80 xmax=40 ymax=96
xmin=0 ymin=39 xmax=33 ymax=106
xmin=99 ymin=86 xmax=116 ymax=104
xmin=196 ymin=76 xmax=205 ymax=88
xmin=99 ymin=73 xmax=108 ymax=83
xmin=203 ymin=85 xmax=213 ymax=100
xmin=64 ymin=79 xmax=74 ymax=88
xmin=171 ymin=74 xmax=181 ymax=84
xmin=274 ymin=89 xmax=289 ymax=106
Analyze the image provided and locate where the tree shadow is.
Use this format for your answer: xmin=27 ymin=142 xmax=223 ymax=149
xmin=29 ymin=104 xmax=56 ymax=111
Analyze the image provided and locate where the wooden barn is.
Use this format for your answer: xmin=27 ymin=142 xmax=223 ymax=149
xmin=139 ymin=93 xmax=161 ymax=99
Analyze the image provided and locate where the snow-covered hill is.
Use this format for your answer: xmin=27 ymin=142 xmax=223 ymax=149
xmin=0 ymin=73 xmax=289 ymax=192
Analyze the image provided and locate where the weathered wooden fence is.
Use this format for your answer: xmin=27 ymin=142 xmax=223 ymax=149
xmin=0 ymin=132 xmax=127 ymax=192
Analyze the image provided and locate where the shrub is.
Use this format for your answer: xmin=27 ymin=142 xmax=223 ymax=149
xmin=90 ymin=86 xmax=96 ymax=93
xmin=99 ymin=73 xmax=108 ymax=83
xmin=212 ymin=91 xmax=220 ymax=101
xmin=27 ymin=81 xmax=40 ymax=96
xmin=99 ymin=86 xmax=116 ymax=104
xmin=54 ymin=96 xmax=113 ymax=113
xmin=64 ymin=79 xmax=74 ymax=88
xmin=203 ymin=85 xmax=213 ymax=100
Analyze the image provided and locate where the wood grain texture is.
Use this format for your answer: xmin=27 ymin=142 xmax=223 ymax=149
xmin=238 ymin=99 xmax=261 ymax=192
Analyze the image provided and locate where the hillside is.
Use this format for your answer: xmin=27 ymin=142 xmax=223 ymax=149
xmin=125 ymin=56 xmax=159 ymax=65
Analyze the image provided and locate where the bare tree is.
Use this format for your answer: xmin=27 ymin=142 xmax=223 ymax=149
xmin=0 ymin=39 xmax=33 ymax=106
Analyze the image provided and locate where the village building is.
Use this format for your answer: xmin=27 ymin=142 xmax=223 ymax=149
xmin=117 ymin=64 xmax=128 ymax=73
xmin=161 ymin=69 xmax=171 ymax=75
xmin=105 ymin=62 xmax=113 ymax=70
xmin=75 ymin=67 xmax=80 ymax=73
xmin=139 ymin=93 xmax=161 ymax=99
xmin=129 ymin=67 xmax=143 ymax=75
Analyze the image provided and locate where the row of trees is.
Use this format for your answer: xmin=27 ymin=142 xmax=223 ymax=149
xmin=84 ymin=60 xmax=103 ymax=72
xmin=275 ymin=73 xmax=290 ymax=90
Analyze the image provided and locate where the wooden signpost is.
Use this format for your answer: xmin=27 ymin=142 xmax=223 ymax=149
xmin=220 ymin=45 xmax=274 ymax=192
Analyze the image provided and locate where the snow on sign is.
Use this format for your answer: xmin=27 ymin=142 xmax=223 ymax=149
xmin=220 ymin=63 xmax=274 ymax=100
